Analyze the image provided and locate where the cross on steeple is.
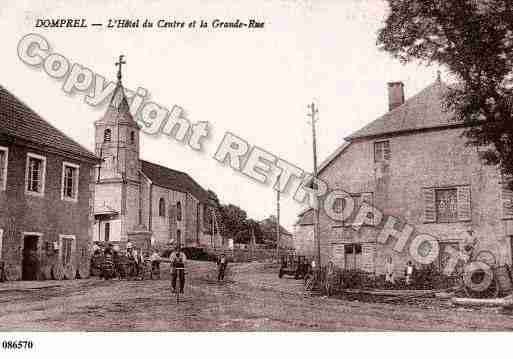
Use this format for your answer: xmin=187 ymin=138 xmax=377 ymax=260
xmin=115 ymin=55 xmax=126 ymax=82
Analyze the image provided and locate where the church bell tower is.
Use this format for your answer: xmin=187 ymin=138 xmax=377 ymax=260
xmin=93 ymin=55 xmax=143 ymax=244
xmin=94 ymin=55 xmax=140 ymax=182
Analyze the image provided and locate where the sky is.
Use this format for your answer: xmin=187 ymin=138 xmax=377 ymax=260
xmin=0 ymin=0 xmax=445 ymax=231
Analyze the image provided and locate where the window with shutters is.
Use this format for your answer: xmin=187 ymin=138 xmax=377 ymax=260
xmin=435 ymin=188 xmax=458 ymax=223
xmin=424 ymin=185 xmax=471 ymax=223
xmin=25 ymin=153 xmax=46 ymax=196
xmin=0 ymin=146 xmax=8 ymax=191
xmin=374 ymin=140 xmax=391 ymax=162
xmin=501 ymin=185 xmax=513 ymax=219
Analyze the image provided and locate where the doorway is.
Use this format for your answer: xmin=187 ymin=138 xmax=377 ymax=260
xmin=22 ymin=234 xmax=40 ymax=280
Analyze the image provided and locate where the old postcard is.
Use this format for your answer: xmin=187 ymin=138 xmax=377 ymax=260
xmin=1 ymin=0 xmax=513 ymax=356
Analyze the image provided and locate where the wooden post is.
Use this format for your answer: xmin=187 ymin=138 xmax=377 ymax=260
xmin=308 ymin=102 xmax=321 ymax=269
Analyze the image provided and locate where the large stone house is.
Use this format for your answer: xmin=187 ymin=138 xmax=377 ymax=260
xmin=294 ymin=77 xmax=513 ymax=277
xmin=93 ymin=68 xmax=214 ymax=251
xmin=0 ymin=85 xmax=99 ymax=280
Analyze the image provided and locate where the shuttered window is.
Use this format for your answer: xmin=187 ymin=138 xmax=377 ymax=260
xmin=374 ymin=140 xmax=391 ymax=162
xmin=457 ymin=186 xmax=471 ymax=221
xmin=423 ymin=185 xmax=471 ymax=223
xmin=501 ymin=185 xmax=513 ymax=219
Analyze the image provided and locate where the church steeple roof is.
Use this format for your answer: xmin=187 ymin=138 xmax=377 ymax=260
xmin=97 ymin=55 xmax=140 ymax=128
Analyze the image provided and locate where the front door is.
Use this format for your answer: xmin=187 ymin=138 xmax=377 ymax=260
xmin=22 ymin=235 xmax=40 ymax=280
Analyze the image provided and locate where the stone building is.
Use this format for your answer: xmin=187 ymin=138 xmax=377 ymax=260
xmin=93 ymin=65 xmax=213 ymax=251
xmin=295 ymin=77 xmax=513 ymax=277
xmin=292 ymin=208 xmax=314 ymax=257
xmin=0 ymin=85 xmax=99 ymax=280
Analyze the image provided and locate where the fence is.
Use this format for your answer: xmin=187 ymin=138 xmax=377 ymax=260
xmin=204 ymin=247 xmax=295 ymax=263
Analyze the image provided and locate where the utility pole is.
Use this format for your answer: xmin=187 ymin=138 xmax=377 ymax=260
xmin=275 ymin=173 xmax=281 ymax=262
xmin=308 ymin=102 xmax=321 ymax=269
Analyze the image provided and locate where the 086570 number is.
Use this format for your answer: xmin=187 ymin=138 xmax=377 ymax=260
xmin=2 ymin=340 xmax=34 ymax=350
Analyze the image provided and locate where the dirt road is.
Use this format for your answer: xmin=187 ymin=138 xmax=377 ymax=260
xmin=1 ymin=261 xmax=513 ymax=331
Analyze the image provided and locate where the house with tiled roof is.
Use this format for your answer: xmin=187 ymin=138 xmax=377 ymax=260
xmin=93 ymin=64 xmax=214 ymax=251
xmin=0 ymin=85 xmax=100 ymax=281
xmin=295 ymin=77 xmax=512 ymax=276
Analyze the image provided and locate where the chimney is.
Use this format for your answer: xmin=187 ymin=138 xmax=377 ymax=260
xmin=387 ymin=82 xmax=405 ymax=111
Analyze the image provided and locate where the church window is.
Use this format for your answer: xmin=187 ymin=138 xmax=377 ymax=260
xmin=104 ymin=129 xmax=112 ymax=142
xmin=176 ymin=201 xmax=182 ymax=221
xmin=159 ymin=198 xmax=166 ymax=217
xmin=177 ymin=229 xmax=181 ymax=246
xmin=130 ymin=131 xmax=135 ymax=144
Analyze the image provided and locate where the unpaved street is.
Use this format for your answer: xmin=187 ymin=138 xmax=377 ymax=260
xmin=1 ymin=261 xmax=513 ymax=331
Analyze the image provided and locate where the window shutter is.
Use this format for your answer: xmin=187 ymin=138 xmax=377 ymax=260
xmin=383 ymin=141 xmax=391 ymax=161
xmin=457 ymin=185 xmax=471 ymax=222
xmin=502 ymin=185 xmax=513 ymax=219
xmin=423 ymin=188 xmax=436 ymax=223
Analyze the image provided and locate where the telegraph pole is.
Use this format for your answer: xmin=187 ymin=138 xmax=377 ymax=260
xmin=275 ymin=173 xmax=281 ymax=262
xmin=308 ymin=102 xmax=321 ymax=269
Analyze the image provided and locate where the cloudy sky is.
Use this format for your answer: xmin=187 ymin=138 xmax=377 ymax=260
xmin=0 ymin=0 xmax=443 ymax=230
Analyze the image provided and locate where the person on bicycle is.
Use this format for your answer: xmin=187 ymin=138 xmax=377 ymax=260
xmin=170 ymin=246 xmax=187 ymax=293
xmin=217 ymin=253 xmax=228 ymax=281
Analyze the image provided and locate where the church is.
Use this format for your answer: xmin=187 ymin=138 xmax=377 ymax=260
xmin=92 ymin=58 xmax=215 ymax=252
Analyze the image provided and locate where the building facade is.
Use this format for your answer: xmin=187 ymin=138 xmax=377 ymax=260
xmin=93 ymin=68 xmax=213 ymax=251
xmin=0 ymin=85 xmax=99 ymax=281
xmin=295 ymin=78 xmax=513 ymax=277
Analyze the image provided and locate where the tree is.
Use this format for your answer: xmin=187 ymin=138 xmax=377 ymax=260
xmin=377 ymin=0 xmax=513 ymax=181
xmin=219 ymin=204 xmax=247 ymax=240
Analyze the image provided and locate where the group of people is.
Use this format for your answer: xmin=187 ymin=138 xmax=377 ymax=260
xmin=91 ymin=242 xmax=230 ymax=294
xmin=385 ymin=257 xmax=416 ymax=286
xmin=318 ymin=257 xmax=419 ymax=296
xmin=91 ymin=242 xmax=161 ymax=281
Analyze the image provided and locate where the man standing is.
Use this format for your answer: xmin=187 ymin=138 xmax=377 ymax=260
xmin=217 ymin=253 xmax=228 ymax=281
xmin=170 ymin=246 xmax=187 ymax=293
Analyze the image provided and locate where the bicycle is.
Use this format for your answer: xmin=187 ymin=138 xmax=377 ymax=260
xmin=172 ymin=267 xmax=186 ymax=303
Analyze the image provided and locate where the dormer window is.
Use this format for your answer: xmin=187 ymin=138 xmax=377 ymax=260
xmin=104 ymin=129 xmax=112 ymax=142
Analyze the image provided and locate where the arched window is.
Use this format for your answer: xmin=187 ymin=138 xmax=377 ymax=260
xmin=130 ymin=131 xmax=135 ymax=144
xmin=104 ymin=129 xmax=112 ymax=142
xmin=158 ymin=198 xmax=166 ymax=217
xmin=176 ymin=201 xmax=182 ymax=221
